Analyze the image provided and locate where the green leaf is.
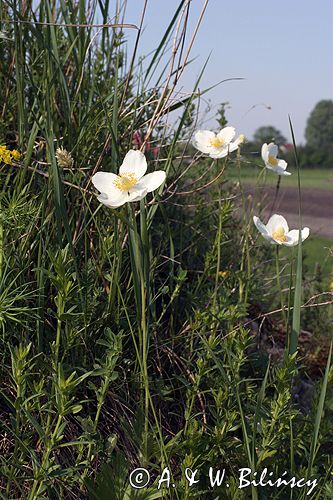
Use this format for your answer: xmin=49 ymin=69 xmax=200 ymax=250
xmin=307 ymin=339 xmax=333 ymax=476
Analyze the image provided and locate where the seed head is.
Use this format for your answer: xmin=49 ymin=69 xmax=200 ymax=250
xmin=56 ymin=147 xmax=74 ymax=169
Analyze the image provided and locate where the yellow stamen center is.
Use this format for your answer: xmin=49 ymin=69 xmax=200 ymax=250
xmin=272 ymin=226 xmax=287 ymax=242
xmin=210 ymin=136 xmax=225 ymax=148
xmin=268 ymin=155 xmax=278 ymax=167
xmin=113 ymin=172 xmax=138 ymax=192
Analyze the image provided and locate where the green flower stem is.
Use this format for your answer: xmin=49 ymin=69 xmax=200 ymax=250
xmin=276 ymin=246 xmax=287 ymax=325
xmin=288 ymin=116 xmax=303 ymax=357
xmin=285 ymin=253 xmax=294 ymax=353
xmin=128 ymin=203 xmax=150 ymax=459
xmin=268 ymin=175 xmax=281 ymax=219
xmin=213 ymin=185 xmax=223 ymax=311
xmin=139 ymin=201 xmax=150 ymax=460
xmin=237 ymin=150 xmax=251 ymax=304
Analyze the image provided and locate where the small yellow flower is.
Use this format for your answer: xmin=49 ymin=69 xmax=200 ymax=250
xmin=0 ymin=145 xmax=21 ymax=164
xmin=11 ymin=150 xmax=21 ymax=161
xmin=330 ymin=282 xmax=333 ymax=292
xmin=1 ymin=150 xmax=12 ymax=165
xmin=218 ymin=271 xmax=229 ymax=278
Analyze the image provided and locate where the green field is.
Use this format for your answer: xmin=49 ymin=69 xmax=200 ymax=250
xmin=284 ymin=236 xmax=333 ymax=280
xmin=227 ymin=163 xmax=333 ymax=282
xmin=304 ymin=237 xmax=333 ymax=278
xmin=228 ymin=164 xmax=333 ymax=279
xmin=227 ymin=164 xmax=333 ymax=189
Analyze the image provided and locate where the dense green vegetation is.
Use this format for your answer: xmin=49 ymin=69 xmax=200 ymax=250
xmin=305 ymin=100 xmax=333 ymax=150
xmin=0 ymin=2 xmax=332 ymax=499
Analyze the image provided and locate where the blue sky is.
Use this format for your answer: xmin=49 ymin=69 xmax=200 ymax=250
xmin=121 ymin=0 xmax=332 ymax=143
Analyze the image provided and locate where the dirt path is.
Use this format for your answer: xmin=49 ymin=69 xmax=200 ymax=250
xmin=244 ymin=185 xmax=333 ymax=239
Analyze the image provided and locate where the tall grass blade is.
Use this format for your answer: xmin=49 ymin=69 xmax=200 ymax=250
xmin=288 ymin=116 xmax=302 ymax=357
xmin=307 ymin=339 xmax=333 ymax=477
xmin=251 ymin=358 xmax=270 ymax=465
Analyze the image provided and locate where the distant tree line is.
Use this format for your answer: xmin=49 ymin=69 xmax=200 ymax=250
xmin=246 ymin=100 xmax=333 ymax=168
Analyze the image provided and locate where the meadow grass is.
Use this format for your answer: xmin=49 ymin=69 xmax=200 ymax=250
xmin=227 ymin=164 xmax=333 ymax=189
xmin=0 ymin=1 xmax=332 ymax=499
xmin=298 ymin=236 xmax=332 ymax=279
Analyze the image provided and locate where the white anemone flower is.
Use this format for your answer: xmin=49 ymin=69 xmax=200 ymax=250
xmin=253 ymin=214 xmax=309 ymax=246
xmin=193 ymin=126 xmax=244 ymax=159
xmin=261 ymin=142 xmax=291 ymax=176
xmin=92 ymin=150 xmax=166 ymax=208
